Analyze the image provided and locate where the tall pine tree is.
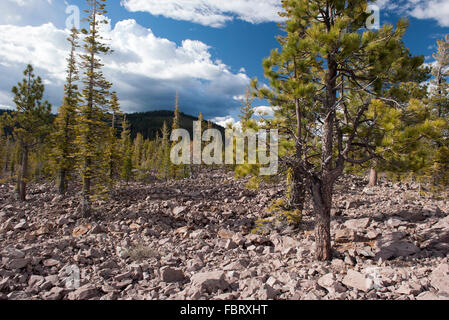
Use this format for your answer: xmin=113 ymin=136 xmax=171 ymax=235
xmin=76 ymin=0 xmax=113 ymax=216
xmin=52 ymin=28 xmax=81 ymax=195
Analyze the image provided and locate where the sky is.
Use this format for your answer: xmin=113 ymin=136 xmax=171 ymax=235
xmin=0 ymin=0 xmax=448 ymax=127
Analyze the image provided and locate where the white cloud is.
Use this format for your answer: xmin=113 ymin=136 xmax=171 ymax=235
xmin=0 ymin=0 xmax=66 ymax=27
xmin=210 ymin=115 xmax=239 ymax=128
xmin=377 ymin=0 xmax=449 ymax=27
xmin=0 ymin=19 xmax=250 ymax=117
xmin=121 ymin=0 xmax=284 ymax=27
xmin=253 ymin=105 xmax=277 ymax=117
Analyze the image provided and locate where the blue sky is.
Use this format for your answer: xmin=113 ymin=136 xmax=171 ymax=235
xmin=0 ymin=0 xmax=448 ymax=126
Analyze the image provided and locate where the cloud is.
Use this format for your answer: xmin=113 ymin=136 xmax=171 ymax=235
xmin=0 ymin=0 xmax=67 ymax=27
xmin=210 ymin=115 xmax=239 ymax=128
xmin=377 ymin=0 xmax=449 ymax=27
xmin=121 ymin=0 xmax=284 ymax=27
xmin=0 ymin=19 xmax=250 ymax=119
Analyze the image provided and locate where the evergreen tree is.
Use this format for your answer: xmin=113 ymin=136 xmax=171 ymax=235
xmin=159 ymin=121 xmax=171 ymax=180
xmin=52 ymin=28 xmax=81 ymax=195
xmin=76 ymin=0 xmax=113 ymax=216
xmin=429 ymin=34 xmax=449 ymax=185
xmin=8 ymin=64 xmax=52 ymax=201
xmin=106 ymin=92 xmax=122 ymax=187
xmin=120 ymin=115 xmax=133 ymax=183
xmin=254 ymin=0 xmax=424 ymax=260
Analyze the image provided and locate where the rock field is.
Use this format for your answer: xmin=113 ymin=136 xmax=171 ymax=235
xmin=0 ymin=169 xmax=448 ymax=300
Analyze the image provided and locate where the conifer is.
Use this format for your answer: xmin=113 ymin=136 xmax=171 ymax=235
xmin=52 ymin=28 xmax=81 ymax=195
xmin=9 ymin=64 xmax=52 ymax=201
xmin=76 ymin=0 xmax=113 ymax=216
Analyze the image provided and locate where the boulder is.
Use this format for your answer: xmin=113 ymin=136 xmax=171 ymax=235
xmin=67 ymin=285 xmax=99 ymax=300
xmin=342 ymin=270 xmax=374 ymax=292
xmin=430 ymin=263 xmax=449 ymax=295
xmin=344 ymin=218 xmax=370 ymax=230
xmin=191 ymin=271 xmax=229 ymax=293
xmin=161 ymin=267 xmax=185 ymax=283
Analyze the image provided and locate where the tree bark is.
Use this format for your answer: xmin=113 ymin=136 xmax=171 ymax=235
xmin=58 ymin=169 xmax=66 ymax=195
xmin=19 ymin=145 xmax=28 ymax=202
xmin=368 ymin=167 xmax=378 ymax=187
xmin=81 ymin=158 xmax=91 ymax=217
xmin=288 ymin=169 xmax=306 ymax=211
xmin=311 ymin=178 xmax=332 ymax=261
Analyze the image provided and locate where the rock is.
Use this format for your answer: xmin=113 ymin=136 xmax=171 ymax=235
xmin=396 ymin=283 xmax=423 ymax=296
xmin=57 ymin=217 xmax=69 ymax=226
xmin=191 ymin=271 xmax=229 ymax=293
xmin=42 ymin=287 xmax=65 ymax=300
xmin=318 ymin=273 xmax=336 ymax=289
xmin=67 ymin=285 xmax=99 ymax=300
xmin=28 ymin=275 xmax=45 ymax=287
xmin=430 ymin=263 xmax=449 ymax=295
xmin=375 ymin=237 xmax=420 ymax=260
xmin=218 ymin=229 xmax=234 ymax=239
xmin=72 ymin=225 xmax=90 ymax=238
xmin=89 ymin=224 xmax=104 ymax=234
xmin=225 ymin=239 xmax=238 ymax=250
xmin=14 ymin=220 xmax=27 ymax=230
xmin=6 ymin=258 xmax=30 ymax=270
xmin=416 ymin=291 xmax=449 ymax=300
xmin=4 ymin=248 xmax=25 ymax=259
xmin=43 ymin=259 xmax=60 ymax=267
xmin=173 ymin=206 xmax=187 ymax=216
xmin=161 ymin=267 xmax=185 ymax=283
xmin=387 ymin=217 xmax=407 ymax=228
xmin=344 ymin=218 xmax=370 ymax=230
xmin=258 ymin=284 xmax=278 ymax=300
xmin=342 ymin=270 xmax=374 ymax=292
xmin=335 ymin=228 xmax=356 ymax=243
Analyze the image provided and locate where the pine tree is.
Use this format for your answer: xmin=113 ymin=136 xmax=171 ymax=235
xmin=254 ymin=0 xmax=424 ymax=260
xmin=52 ymin=28 xmax=81 ymax=195
xmin=120 ymin=115 xmax=133 ymax=183
xmin=429 ymin=34 xmax=449 ymax=185
xmin=159 ymin=121 xmax=171 ymax=180
xmin=170 ymin=93 xmax=188 ymax=178
xmin=76 ymin=0 xmax=113 ymax=216
xmin=106 ymin=92 xmax=122 ymax=187
xmin=8 ymin=64 xmax=52 ymax=201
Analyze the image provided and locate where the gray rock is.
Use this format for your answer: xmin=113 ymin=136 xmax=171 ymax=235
xmin=6 ymin=258 xmax=30 ymax=270
xmin=318 ymin=273 xmax=336 ymax=289
xmin=191 ymin=271 xmax=229 ymax=293
xmin=430 ymin=263 xmax=449 ymax=295
xmin=67 ymin=285 xmax=99 ymax=300
xmin=161 ymin=267 xmax=185 ymax=283
xmin=342 ymin=270 xmax=374 ymax=292
xmin=344 ymin=218 xmax=370 ymax=230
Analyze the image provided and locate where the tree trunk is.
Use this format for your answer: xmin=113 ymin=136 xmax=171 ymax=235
xmin=81 ymin=158 xmax=91 ymax=217
xmin=19 ymin=146 xmax=28 ymax=201
xmin=288 ymin=169 xmax=306 ymax=211
xmin=368 ymin=167 xmax=378 ymax=187
xmin=311 ymin=179 xmax=332 ymax=261
xmin=58 ymin=169 xmax=66 ymax=195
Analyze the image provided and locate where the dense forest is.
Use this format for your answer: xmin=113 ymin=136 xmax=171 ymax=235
xmin=0 ymin=109 xmax=223 ymax=141
xmin=0 ymin=0 xmax=448 ymax=298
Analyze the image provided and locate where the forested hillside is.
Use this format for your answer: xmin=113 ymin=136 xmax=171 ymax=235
xmin=0 ymin=109 xmax=223 ymax=140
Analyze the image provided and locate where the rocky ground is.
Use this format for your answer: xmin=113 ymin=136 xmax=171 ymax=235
xmin=0 ymin=169 xmax=448 ymax=300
